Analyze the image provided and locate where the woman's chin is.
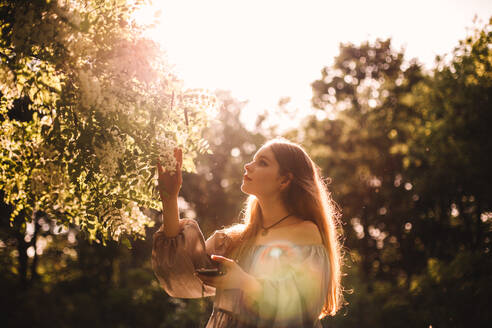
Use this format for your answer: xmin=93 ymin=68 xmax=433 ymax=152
xmin=240 ymin=184 xmax=253 ymax=195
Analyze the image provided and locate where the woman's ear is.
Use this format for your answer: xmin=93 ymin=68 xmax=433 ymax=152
xmin=280 ymin=172 xmax=293 ymax=191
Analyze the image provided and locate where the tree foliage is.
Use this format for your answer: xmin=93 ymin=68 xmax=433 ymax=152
xmin=0 ymin=90 xmax=256 ymax=328
xmin=306 ymin=18 xmax=492 ymax=327
xmin=0 ymin=0 xmax=217 ymax=244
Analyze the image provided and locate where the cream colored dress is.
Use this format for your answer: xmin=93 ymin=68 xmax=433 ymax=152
xmin=152 ymin=217 xmax=330 ymax=328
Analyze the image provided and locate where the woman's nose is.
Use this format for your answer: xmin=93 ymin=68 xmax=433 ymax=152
xmin=244 ymin=162 xmax=252 ymax=171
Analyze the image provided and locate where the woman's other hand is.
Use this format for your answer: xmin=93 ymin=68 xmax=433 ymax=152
xmin=195 ymin=255 xmax=251 ymax=290
xmin=157 ymin=148 xmax=182 ymax=200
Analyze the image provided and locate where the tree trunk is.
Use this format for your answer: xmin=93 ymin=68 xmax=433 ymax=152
xmin=14 ymin=210 xmax=29 ymax=288
xmin=30 ymin=212 xmax=40 ymax=282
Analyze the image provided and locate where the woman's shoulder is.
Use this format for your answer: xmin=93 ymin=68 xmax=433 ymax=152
xmin=289 ymin=219 xmax=323 ymax=245
xmin=256 ymin=218 xmax=323 ymax=246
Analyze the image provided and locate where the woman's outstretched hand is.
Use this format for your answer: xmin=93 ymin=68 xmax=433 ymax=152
xmin=195 ymin=255 xmax=252 ymax=290
xmin=157 ymin=148 xmax=183 ymax=200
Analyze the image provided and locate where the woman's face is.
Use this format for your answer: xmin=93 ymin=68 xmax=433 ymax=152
xmin=241 ymin=146 xmax=285 ymax=198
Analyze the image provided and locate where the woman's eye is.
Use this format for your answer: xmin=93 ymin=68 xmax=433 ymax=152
xmin=259 ymin=160 xmax=267 ymax=166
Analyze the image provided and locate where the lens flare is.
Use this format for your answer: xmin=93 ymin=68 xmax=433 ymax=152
xmin=240 ymin=240 xmax=326 ymax=323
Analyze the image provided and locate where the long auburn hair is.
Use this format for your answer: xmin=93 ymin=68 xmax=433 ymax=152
xmin=222 ymin=137 xmax=344 ymax=318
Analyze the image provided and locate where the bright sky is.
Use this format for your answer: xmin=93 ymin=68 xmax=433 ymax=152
xmin=135 ymin=0 xmax=491 ymax=131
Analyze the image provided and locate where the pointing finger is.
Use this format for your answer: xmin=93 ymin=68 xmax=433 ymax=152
xmin=174 ymin=148 xmax=183 ymax=170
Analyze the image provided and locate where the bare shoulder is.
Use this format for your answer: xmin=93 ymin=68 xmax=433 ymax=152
xmin=301 ymin=220 xmax=323 ymax=244
xmin=285 ymin=220 xmax=323 ymax=245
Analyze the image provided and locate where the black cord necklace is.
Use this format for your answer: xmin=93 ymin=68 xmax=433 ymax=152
xmin=260 ymin=213 xmax=293 ymax=236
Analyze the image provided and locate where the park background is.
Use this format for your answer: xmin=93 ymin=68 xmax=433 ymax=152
xmin=1 ymin=1 xmax=491 ymax=327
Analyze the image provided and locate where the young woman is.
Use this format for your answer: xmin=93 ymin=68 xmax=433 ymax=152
xmin=151 ymin=138 xmax=343 ymax=327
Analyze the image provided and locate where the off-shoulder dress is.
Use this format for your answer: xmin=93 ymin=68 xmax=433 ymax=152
xmin=152 ymin=218 xmax=330 ymax=328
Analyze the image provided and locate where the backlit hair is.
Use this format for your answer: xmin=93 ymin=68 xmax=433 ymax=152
xmin=223 ymin=137 xmax=344 ymax=318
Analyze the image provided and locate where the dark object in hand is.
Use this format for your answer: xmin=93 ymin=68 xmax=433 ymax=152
xmin=196 ymin=267 xmax=226 ymax=277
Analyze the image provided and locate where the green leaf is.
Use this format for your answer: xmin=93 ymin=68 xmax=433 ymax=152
xmin=121 ymin=237 xmax=132 ymax=249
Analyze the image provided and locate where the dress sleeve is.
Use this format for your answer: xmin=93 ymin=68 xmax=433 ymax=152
xmin=151 ymin=213 xmax=230 ymax=299
xmin=205 ymin=229 xmax=231 ymax=256
xmin=242 ymin=245 xmax=330 ymax=327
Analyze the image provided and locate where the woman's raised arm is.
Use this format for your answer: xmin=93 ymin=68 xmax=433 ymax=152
xmin=150 ymin=148 xmax=233 ymax=298
xmin=156 ymin=148 xmax=182 ymax=237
